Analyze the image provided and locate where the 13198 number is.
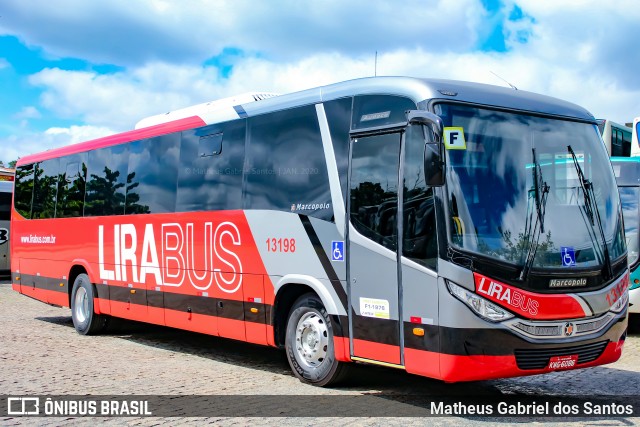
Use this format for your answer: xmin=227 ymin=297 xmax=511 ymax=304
xmin=266 ymin=238 xmax=296 ymax=253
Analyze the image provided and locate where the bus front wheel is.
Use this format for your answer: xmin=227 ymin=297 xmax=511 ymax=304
xmin=70 ymin=273 xmax=106 ymax=335
xmin=285 ymin=293 xmax=348 ymax=387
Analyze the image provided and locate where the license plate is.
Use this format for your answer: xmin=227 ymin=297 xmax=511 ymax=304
xmin=547 ymin=354 xmax=578 ymax=370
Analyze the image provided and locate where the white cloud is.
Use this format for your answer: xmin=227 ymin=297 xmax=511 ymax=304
xmin=0 ymin=0 xmax=484 ymax=66
xmin=13 ymin=106 xmax=41 ymax=120
xmin=9 ymin=43 xmax=639 ymax=165
xmin=0 ymin=125 xmax=114 ymax=164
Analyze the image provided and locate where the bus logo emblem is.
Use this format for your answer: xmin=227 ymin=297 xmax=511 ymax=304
xmin=561 ymin=247 xmax=576 ymax=267
xmin=331 ymin=241 xmax=344 ymax=262
xmin=564 ymin=322 xmax=575 ymax=337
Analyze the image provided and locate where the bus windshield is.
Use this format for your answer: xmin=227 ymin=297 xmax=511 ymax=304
xmin=436 ymin=103 xmax=625 ymax=270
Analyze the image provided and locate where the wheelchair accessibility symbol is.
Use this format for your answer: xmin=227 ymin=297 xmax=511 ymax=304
xmin=331 ymin=241 xmax=344 ymax=262
xmin=561 ymin=246 xmax=576 ymax=267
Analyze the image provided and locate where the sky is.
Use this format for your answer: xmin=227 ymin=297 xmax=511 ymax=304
xmin=1 ymin=0 xmax=639 ymax=165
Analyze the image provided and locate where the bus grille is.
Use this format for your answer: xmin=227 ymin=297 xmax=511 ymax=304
xmin=514 ymin=341 xmax=608 ymax=370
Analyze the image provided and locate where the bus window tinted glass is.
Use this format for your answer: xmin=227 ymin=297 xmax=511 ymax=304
xmin=85 ymin=144 xmax=129 ymax=216
xmin=57 ymin=154 xmax=87 ymax=218
xmin=15 ymin=165 xmax=35 ymax=219
xmin=126 ymin=134 xmax=179 ymax=214
xmin=246 ymin=106 xmax=332 ymax=221
xmin=351 ymin=95 xmax=415 ymax=131
xmin=403 ymin=125 xmax=437 ymax=269
xmin=350 ymin=132 xmax=401 ymax=251
xmin=325 ymin=97 xmax=352 ymax=206
xmin=32 ymin=159 xmax=59 ymax=219
xmin=0 ymin=191 xmax=11 ymax=221
xmin=619 ymin=186 xmax=640 ymax=266
xmin=177 ymin=121 xmax=245 ymax=212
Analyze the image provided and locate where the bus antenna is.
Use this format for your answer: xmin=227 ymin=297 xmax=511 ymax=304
xmin=375 ymin=51 xmax=378 ymax=76
xmin=490 ymin=71 xmax=518 ymax=90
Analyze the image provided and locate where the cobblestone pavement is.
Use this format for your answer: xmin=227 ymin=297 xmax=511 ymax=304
xmin=0 ymin=281 xmax=638 ymax=426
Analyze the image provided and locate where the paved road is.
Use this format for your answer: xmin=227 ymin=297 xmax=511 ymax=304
xmin=0 ymin=280 xmax=638 ymax=426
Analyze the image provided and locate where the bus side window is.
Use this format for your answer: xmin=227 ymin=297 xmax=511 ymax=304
xmin=177 ymin=121 xmax=245 ymax=212
xmin=325 ymin=97 xmax=353 ymax=206
xmin=31 ymin=159 xmax=60 ymax=219
xmin=351 ymin=95 xmax=416 ymax=131
xmin=245 ymin=106 xmax=332 ymax=221
xmin=85 ymin=145 xmax=129 ymax=216
xmin=56 ymin=155 xmax=87 ymax=218
xmin=350 ymin=133 xmax=401 ymax=251
xmin=14 ymin=164 xmax=35 ymax=219
xmin=126 ymin=134 xmax=179 ymax=214
xmin=403 ymin=125 xmax=437 ymax=269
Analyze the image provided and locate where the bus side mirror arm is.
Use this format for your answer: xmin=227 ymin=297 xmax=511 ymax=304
xmin=406 ymin=110 xmax=446 ymax=187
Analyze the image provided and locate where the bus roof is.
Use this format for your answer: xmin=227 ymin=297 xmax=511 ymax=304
xmin=17 ymin=76 xmax=596 ymax=167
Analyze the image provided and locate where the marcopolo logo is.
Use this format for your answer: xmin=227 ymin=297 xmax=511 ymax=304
xmin=290 ymin=202 xmax=331 ymax=212
xmin=549 ymin=278 xmax=588 ymax=288
xmin=0 ymin=227 xmax=8 ymax=245
xmin=564 ymin=322 xmax=575 ymax=337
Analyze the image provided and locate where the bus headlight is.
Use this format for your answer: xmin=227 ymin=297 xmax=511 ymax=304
xmin=609 ymin=291 xmax=629 ymax=313
xmin=447 ymin=280 xmax=514 ymax=322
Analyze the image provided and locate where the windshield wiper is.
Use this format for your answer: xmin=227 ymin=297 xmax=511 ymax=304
xmin=568 ymin=145 xmax=613 ymax=279
xmin=520 ymin=148 xmax=550 ymax=281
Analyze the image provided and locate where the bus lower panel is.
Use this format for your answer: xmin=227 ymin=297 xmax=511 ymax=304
xmin=417 ymin=340 xmax=623 ymax=382
xmin=404 ymin=315 xmax=627 ymax=382
xmin=17 ymin=283 xmax=68 ymax=307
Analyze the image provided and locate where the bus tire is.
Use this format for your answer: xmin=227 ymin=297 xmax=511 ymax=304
xmin=70 ymin=273 xmax=106 ymax=335
xmin=285 ymin=293 xmax=349 ymax=387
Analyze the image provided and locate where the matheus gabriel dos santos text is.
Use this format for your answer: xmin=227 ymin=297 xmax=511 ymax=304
xmin=431 ymin=400 xmax=634 ymax=416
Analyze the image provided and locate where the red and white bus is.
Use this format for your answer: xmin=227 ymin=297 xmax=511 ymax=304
xmin=11 ymin=77 xmax=629 ymax=385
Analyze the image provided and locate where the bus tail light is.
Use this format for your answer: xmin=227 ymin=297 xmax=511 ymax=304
xmin=446 ymin=280 xmax=514 ymax=322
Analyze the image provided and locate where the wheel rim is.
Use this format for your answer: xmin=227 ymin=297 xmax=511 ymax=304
xmin=294 ymin=311 xmax=329 ymax=369
xmin=74 ymin=285 xmax=89 ymax=324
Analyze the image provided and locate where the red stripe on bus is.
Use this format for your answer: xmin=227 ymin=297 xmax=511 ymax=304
xmin=333 ymin=336 xmax=351 ymax=362
xmin=352 ymin=339 xmax=400 ymax=365
xmin=19 ymin=286 xmax=67 ymax=307
xmin=404 ymin=348 xmax=440 ymax=379
xmin=17 ymin=116 xmax=207 ymax=166
xmin=474 ymin=272 xmax=587 ymax=320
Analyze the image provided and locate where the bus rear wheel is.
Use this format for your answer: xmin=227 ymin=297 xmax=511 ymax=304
xmin=70 ymin=273 xmax=106 ymax=335
xmin=285 ymin=293 xmax=348 ymax=387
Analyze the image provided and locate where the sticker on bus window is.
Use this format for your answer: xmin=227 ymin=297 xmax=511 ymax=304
xmin=561 ymin=247 xmax=576 ymax=267
xmin=444 ymin=127 xmax=467 ymax=150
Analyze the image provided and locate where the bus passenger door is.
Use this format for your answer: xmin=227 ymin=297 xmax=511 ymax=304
xmin=348 ymin=131 xmax=403 ymax=366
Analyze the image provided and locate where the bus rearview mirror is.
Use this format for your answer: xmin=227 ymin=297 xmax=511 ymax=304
xmin=406 ymin=110 xmax=446 ymax=187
